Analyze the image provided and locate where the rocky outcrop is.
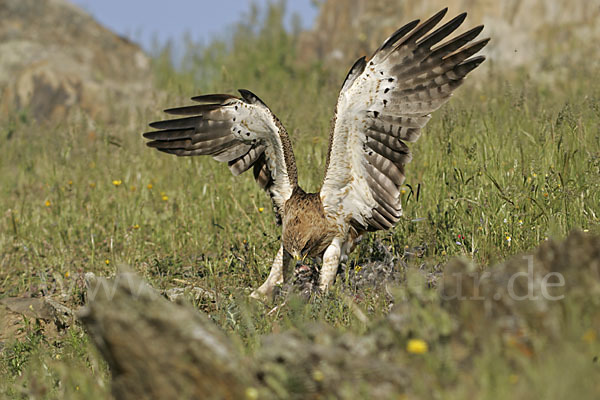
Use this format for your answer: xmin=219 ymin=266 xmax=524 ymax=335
xmin=0 ymin=0 xmax=153 ymax=122
xmin=79 ymin=271 xmax=253 ymax=400
xmin=79 ymin=231 xmax=600 ymax=399
xmin=299 ymin=0 xmax=600 ymax=80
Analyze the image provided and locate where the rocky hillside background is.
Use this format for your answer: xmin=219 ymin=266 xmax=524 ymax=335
xmin=2 ymin=0 xmax=599 ymax=124
xmin=299 ymin=0 xmax=600 ymax=80
xmin=0 ymin=0 xmax=152 ymax=123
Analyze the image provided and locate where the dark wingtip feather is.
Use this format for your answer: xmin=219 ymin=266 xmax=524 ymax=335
xmin=341 ymin=56 xmax=366 ymax=91
xmin=148 ymin=121 xmax=165 ymax=129
xmin=148 ymin=115 xmax=201 ymax=130
xmin=417 ymin=12 xmax=468 ymax=50
xmin=190 ymin=94 xmax=236 ymax=103
xmin=475 ymin=38 xmax=491 ymax=53
xmin=142 ymin=127 xmax=195 ymax=141
xmin=470 ymin=24 xmax=485 ymax=38
xmin=163 ymin=104 xmax=221 ymax=116
xmin=430 ymin=7 xmax=449 ymax=23
xmin=378 ymin=19 xmax=420 ymax=51
xmin=461 ymin=55 xmax=487 ymax=72
xmin=418 ymin=7 xmax=450 ymax=27
xmin=145 ymin=140 xmax=162 ymax=148
xmin=142 ymin=131 xmax=156 ymax=139
xmin=238 ymin=89 xmax=266 ymax=106
xmin=409 ymin=7 xmax=449 ymax=41
xmin=451 ymin=12 xmax=468 ymax=28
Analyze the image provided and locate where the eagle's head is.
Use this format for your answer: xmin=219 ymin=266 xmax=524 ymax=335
xmin=281 ymin=189 xmax=335 ymax=262
xmin=282 ymin=228 xmax=313 ymax=262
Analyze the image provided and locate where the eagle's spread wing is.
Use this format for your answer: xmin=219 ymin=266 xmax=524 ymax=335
xmin=320 ymin=8 xmax=488 ymax=232
xmin=144 ymin=90 xmax=297 ymax=223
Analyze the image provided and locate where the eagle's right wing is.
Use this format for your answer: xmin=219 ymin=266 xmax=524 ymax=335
xmin=143 ymin=90 xmax=298 ymax=223
xmin=320 ymin=9 xmax=488 ymax=232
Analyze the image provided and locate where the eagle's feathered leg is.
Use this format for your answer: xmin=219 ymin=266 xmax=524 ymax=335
xmin=250 ymin=245 xmax=288 ymax=300
xmin=319 ymin=237 xmax=343 ymax=291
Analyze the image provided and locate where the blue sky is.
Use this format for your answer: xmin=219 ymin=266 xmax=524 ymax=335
xmin=70 ymin=0 xmax=319 ymax=52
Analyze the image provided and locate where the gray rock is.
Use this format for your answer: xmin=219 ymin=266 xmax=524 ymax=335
xmin=0 ymin=296 xmax=73 ymax=337
xmin=79 ymin=271 xmax=253 ymax=400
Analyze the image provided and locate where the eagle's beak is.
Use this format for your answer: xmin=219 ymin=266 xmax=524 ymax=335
xmin=292 ymin=253 xmax=307 ymax=263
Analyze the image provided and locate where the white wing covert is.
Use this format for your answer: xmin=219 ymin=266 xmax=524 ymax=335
xmin=320 ymin=8 xmax=489 ymax=232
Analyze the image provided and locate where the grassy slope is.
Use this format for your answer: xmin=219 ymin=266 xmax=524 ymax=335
xmin=1 ymin=4 xmax=599 ymax=398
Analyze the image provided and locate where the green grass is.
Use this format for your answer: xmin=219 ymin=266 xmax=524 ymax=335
xmin=1 ymin=3 xmax=599 ymax=398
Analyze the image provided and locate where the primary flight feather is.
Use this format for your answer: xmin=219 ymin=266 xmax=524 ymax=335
xmin=144 ymin=8 xmax=489 ymax=299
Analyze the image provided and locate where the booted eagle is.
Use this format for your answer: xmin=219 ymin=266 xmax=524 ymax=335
xmin=144 ymin=9 xmax=489 ymax=299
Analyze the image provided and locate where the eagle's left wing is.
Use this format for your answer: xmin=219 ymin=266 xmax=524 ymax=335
xmin=320 ymin=8 xmax=488 ymax=233
xmin=143 ymin=90 xmax=298 ymax=224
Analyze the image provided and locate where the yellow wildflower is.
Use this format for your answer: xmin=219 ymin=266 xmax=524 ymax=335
xmin=105 ymin=259 xmax=110 ymax=265
xmin=112 ymin=179 xmax=122 ymax=187
xmin=45 ymin=200 xmax=51 ymax=207
xmin=162 ymin=195 xmax=169 ymax=201
xmin=68 ymin=180 xmax=73 ymax=186
xmin=258 ymin=207 xmax=264 ymax=213
xmin=64 ymin=271 xmax=70 ymax=278
xmin=312 ymin=369 xmax=324 ymax=382
xmin=582 ymin=329 xmax=596 ymax=344
xmin=147 ymin=183 xmax=153 ymax=190
xmin=406 ymin=339 xmax=428 ymax=354
xmin=245 ymin=387 xmax=259 ymax=400
xmin=130 ymin=186 xmax=136 ymax=192
xmin=133 ymin=224 xmax=140 ymax=230
xmin=89 ymin=182 xmax=96 ymax=188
